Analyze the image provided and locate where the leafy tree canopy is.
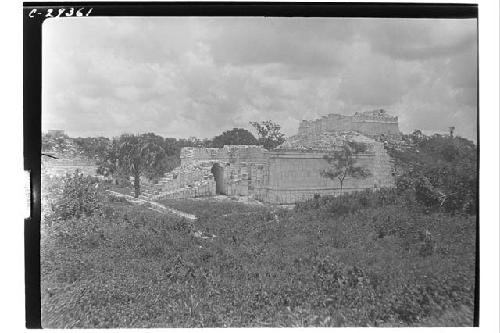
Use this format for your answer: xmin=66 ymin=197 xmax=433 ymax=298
xmin=97 ymin=133 xmax=168 ymax=197
xmin=212 ymin=128 xmax=258 ymax=148
xmin=73 ymin=137 xmax=111 ymax=160
xmin=388 ymin=131 xmax=477 ymax=214
xmin=250 ymin=120 xmax=286 ymax=150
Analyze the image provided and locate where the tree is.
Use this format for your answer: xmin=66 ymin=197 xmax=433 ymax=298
xmin=408 ymin=129 xmax=426 ymax=144
xmin=320 ymin=141 xmax=371 ymax=193
xmin=212 ymin=128 xmax=258 ymax=148
xmin=96 ymin=138 xmax=119 ymax=178
xmin=448 ymin=126 xmax=455 ymax=138
xmin=250 ymin=120 xmax=286 ymax=150
xmin=388 ymin=132 xmax=477 ymax=214
xmin=98 ymin=133 xmax=167 ymax=198
xmin=73 ymin=137 xmax=111 ymax=160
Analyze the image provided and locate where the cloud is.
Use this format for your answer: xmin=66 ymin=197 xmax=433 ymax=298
xmin=360 ymin=18 xmax=477 ymax=60
xmin=336 ymin=42 xmax=423 ymax=106
xmin=42 ymin=17 xmax=478 ymax=141
xmin=205 ymin=18 xmax=360 ymax=79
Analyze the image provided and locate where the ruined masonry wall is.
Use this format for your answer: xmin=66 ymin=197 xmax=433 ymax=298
xmin=142 ymin=145 xmax=269 ymax=201
xmin=139 ymin=136 xmax=395 ymax=204
xmin=298 ymin=113 xmax=399 ymax=137
xmin=263 ymin=140 xmax=395 ymax=204
xmin=352 ymin=121 xmax=400 ymax=137
xmin=180 ymin=146 xmax=267 ymax=165
xmin=42 ymin=156 xmax=97 ymax=177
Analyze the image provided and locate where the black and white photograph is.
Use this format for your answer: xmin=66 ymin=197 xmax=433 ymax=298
xmin=22 ymin=2 xmax=486 ymax=328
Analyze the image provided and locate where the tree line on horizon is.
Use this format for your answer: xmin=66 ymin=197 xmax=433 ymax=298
xmin=43 ymin=123 xmax=477 ymax=211
xmin=43 ymin=121 xmax=286 ymax=198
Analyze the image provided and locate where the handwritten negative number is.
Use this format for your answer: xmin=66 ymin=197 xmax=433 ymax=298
xmin=28 ymin=8 xmax=93 ymax=18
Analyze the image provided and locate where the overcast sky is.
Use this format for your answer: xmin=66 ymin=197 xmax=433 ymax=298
xmin=42 ymin=17 xmax=477 ymax=140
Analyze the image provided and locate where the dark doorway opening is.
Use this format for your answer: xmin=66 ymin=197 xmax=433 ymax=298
xmin=211 ymin=163 xmax=225 ymax=195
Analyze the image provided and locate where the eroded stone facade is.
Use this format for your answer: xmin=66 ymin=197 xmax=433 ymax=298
xmin=139 ymin=146 xmax=269 ymax=201
xmin=264 ymin=133 xmax=395 ymax=204
xmin=142 ymin=110 xmax=399 ymax=204
xmin=298 ymin=109 xmax=400 ymax=138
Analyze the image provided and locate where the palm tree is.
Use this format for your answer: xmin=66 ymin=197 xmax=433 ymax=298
xmin=116 ymin=134 xmax=166 ymax=198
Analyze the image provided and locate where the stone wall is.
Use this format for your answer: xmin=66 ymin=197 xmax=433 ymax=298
xmin=351 ymin=120 xmax=400 ymax=137
xmin=180 ymin=145 xmax=267 ymax=166
xmin=138 ymin=135 xmax=395 ymax=204
xmin=298 ymin=110 xmax=400 ymax=138
xmin=142 ymin=145 xmax=269 ymax=201
xmin=41 ymin=156 xmax=97 ymax=177
xmin=262 ymin=138 xmax=395 ymax=204
xmin=137 ymin=161 xmax=217 ymax=200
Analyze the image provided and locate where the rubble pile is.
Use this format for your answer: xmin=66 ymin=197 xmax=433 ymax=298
xmin=135 ymin=146 xmax=269 ymax=201
xmin=276 ymin=130 xmax=375 ymax=152
xmin=42 ymin=135 xmax=97 ymax=177
xmin=382 ymin=137 xmax=417 ymax=153
xmin=353 ymin=109 xmax=398 ymax=122
xmin=42 ymin=134 xmax=87 ymax=159
xmin=42 ymin=157 xmax=98 ymax=177
xmin=132 ymin=160 xmax=217 ymax=200
xmin=298 ymin=110 xmax=400 ymax=139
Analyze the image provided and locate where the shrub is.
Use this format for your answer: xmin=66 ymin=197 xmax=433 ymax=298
xmin=388 ymin=134 xmax=477 ymax=215
xmin=48 ymin=170 xmax=104 ymax=220
xmin=295 ymin=188 xmax=405 ymax=216
xmin=41 ymin=187 xmax=476 ymax=327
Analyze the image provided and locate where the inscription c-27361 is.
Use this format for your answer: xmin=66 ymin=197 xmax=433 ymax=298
xmin=28 ymin=7 xmax=93 ymax=19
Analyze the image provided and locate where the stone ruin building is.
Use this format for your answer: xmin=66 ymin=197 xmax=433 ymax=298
xmin=298 ymin=109 xmax=400 ymax=138
xmin=138 ymin=109 xmax=399 ymax=204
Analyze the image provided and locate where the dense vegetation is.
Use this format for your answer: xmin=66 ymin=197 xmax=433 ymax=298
xmin=43 ymin=121 xmax=285 ymax=196
xmin=211 ymin=128 xmax=258 ymax=148
xmin=387 ymin=131 xmax=477 ymax=215
xmin=95 ymin=133 xmax=170 ymax=197
xmin=250 ymin=120 xmax=286 ymax=150
xmin=41 ymin=183 xmax=476 ymax=327
xmin=40 ymin=130 xmax=477 ymax=327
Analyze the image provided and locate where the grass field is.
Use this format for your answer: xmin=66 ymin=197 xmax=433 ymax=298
xmin=41 ymin=190 xmax=476 ymax=328
xmin=158 ymin=197 xmax=270 ymax=217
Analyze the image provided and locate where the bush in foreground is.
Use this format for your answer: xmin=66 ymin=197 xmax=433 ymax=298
xmin=41 ymin=196 xmax=476 ymax=327
xmin=41 ymin=168 xmax=476 ymax=328
xmin=42 ymin=170 xmax=105 ymax=224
